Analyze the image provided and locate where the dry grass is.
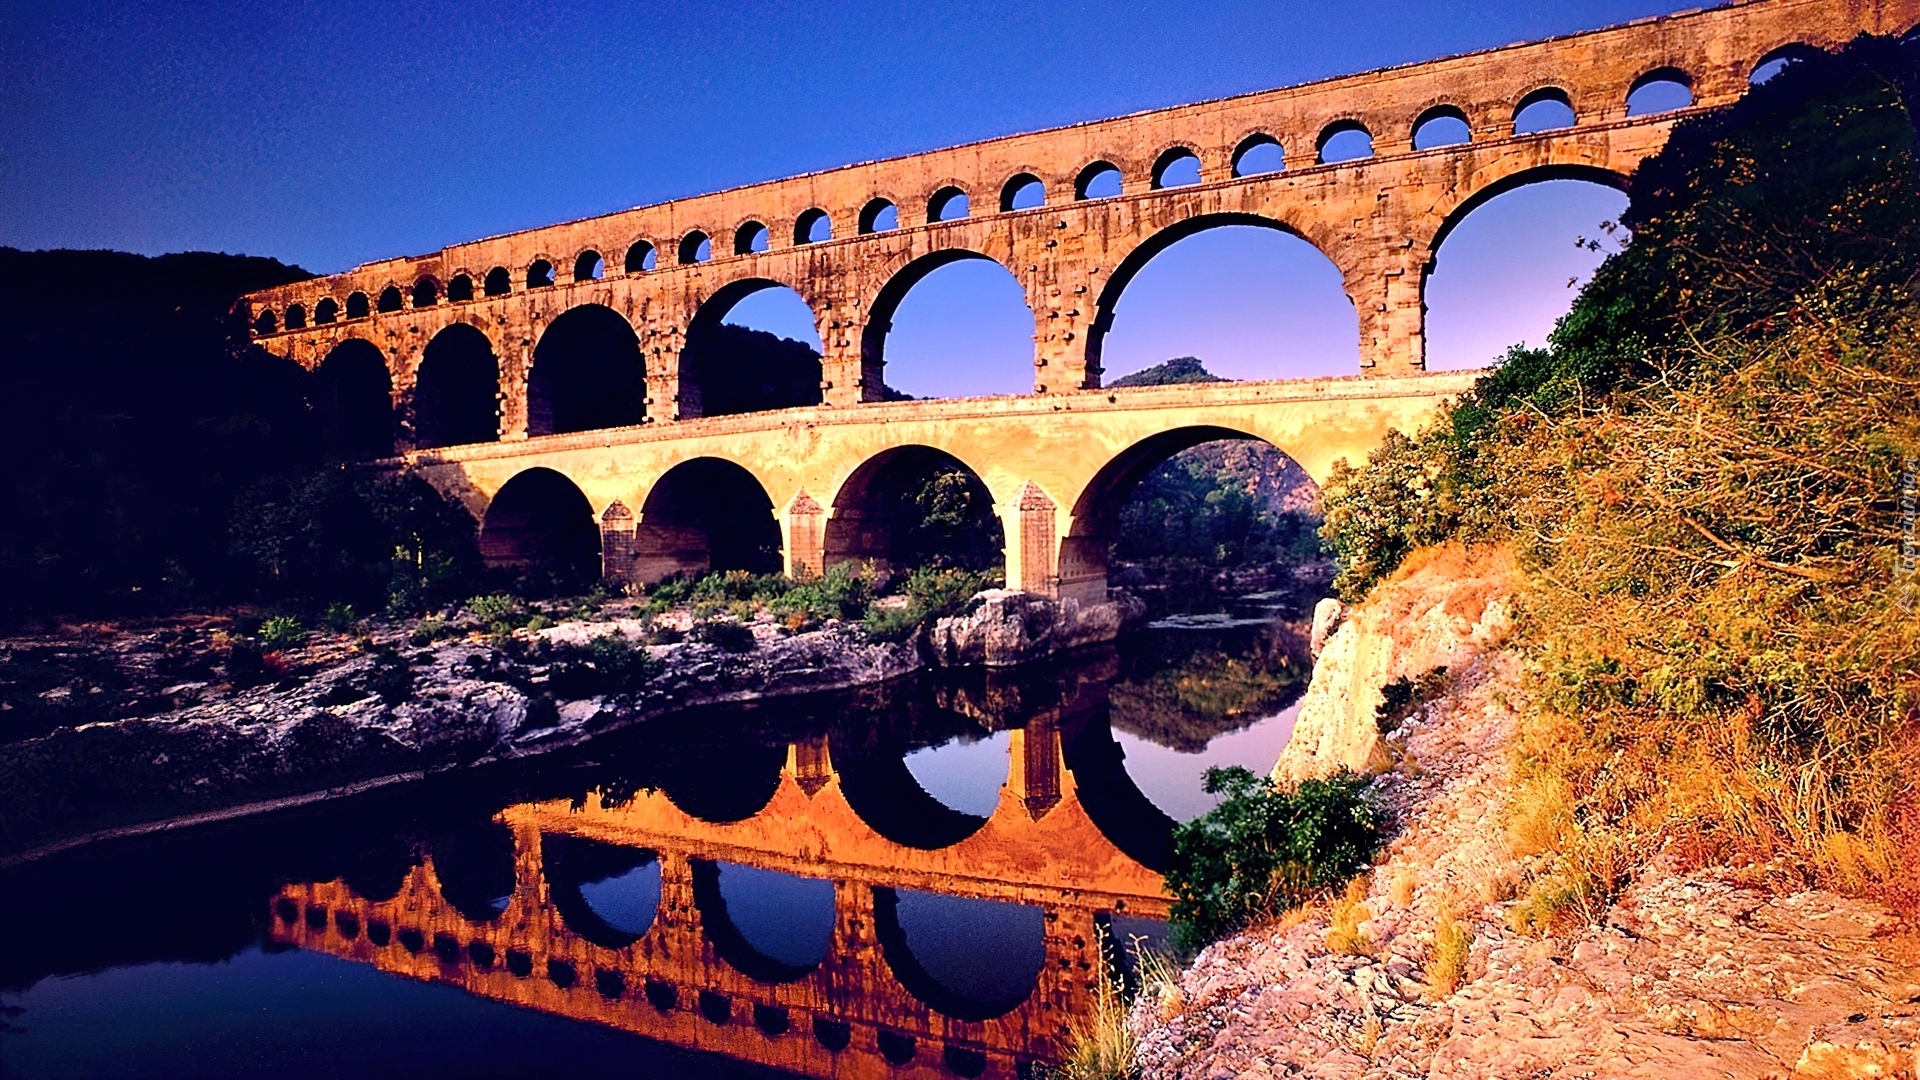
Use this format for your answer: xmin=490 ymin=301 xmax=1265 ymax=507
xmin=1057 ymin=927 xmax=1137 ymax=1080
xmin=1326 ymin=878 xmax=1376 ymax=956
xmin=1390 ymin=868 xmax=1418 ymax=908
xmin=1426 ymin=908 xmax=1473 ymax=1000
xmin=1130 ymin=937 xmax=1184 ymax=1023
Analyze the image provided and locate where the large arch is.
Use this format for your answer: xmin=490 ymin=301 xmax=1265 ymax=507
xmin=543 ymin=835 xmax=662 ymax=949
xmin=632 ymin=457 xmax=782 ymax=584
xmin=312 ymin=339 xmax=394 ymax=459
xmin=527 ymin=304 xmax=645 ymax=436
xmin=477 ymin=467 xmax=602 ymax=591
xmin=824 ymin=445 xmax=1003 ymax=573
xmin=835 ymin=743 xmax=993 ymax=850
xmin=1087 ymin=213 xmax=1357 ymax=385
xmin=872 ymin=886 xmax=1045 ymax=1021
xmin=859 ymin=250 xmax=1035 ymax=399
xmin=691 ymin=860 xmax=836 ymax=984
xmin=679 ymin=279 xmax=824 ymax=418
xmin=412 ymin=323 xmax=500 ymax=448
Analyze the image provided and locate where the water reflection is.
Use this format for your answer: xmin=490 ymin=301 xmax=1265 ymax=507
xmin=0 ymin=613 xmax=1309 ymax=1079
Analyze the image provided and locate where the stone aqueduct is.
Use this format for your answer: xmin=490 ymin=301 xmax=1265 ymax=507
xmin=241 ymin=0 xmax=1917 ymax=597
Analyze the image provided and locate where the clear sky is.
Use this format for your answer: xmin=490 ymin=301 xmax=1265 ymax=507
xmin=2 ymin=0 xmax=1684 ymax=393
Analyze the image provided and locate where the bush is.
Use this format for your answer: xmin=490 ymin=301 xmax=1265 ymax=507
xmin=860 ymin=565 xmax=997 ymax=643
xmin=694 ymin=619 xmax=757 ymax=653
xmin=770 ymin=561 xmax=876 ymax=626
xmin=548 ymin=634 xmax=659 ymax=696
xmin=1165 ymin=766 xmax=1383 ymax=952
xmin=257 ymin=615 xmax=306 ymax=649
xmin=323 ymin=602 xmax=356 ymax=630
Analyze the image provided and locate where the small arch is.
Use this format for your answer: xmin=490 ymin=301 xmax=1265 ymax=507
xmin=527 ymin=303 xmax=645 ymax=435
xmin=927 ymin=186 xmax=969 ymax=222
xmin=527 ymin=259 xmax=556 ymax=289
xmin=624 ymin=241 xmax=656 ymax=273
xmin=634 ymin=457 xmax=782 ymax=582
xmin=429 ymin=822 xmax=517 ymax=924
xmin=1076 ymin=161 xmax=1123 ymax=199
xmin=1000 ymin=173 xmax=1045 ymax=211
xmin=794 ymin=208 xmax=832 ymax=244
xmin=312 ymin=339 xmax=394 ymax=459
xmin=1231 ymin=134 xmax=1284 ymax=177
xmin=1151 ymin=147 xmax=1202 ymax=189
xmin=734 ymin=220 xmax=770 ymax=255
xmin=679 ymin=231 xmax=712 ymax=265
xmin=1513 ymin=86 xmax=1577 ymax=134
xmin=859 ymin=198 xmax=899 ymax=234
xmin=253 ymin=309 xmax=277 ymax=336
xmin=1412 ymin=104 xmax=1471 ymax=150
xmin=573 ymin=250 xmax=604 ymax=282
xmin=411 ymin=278 xmax=439 ymax=308
xmin=345 ymin=291 xmax=370 ymax=320
xmin=284 ymin=304 xmax=306 ymax=330
xmin=825 ymin=445 xmax=1002 ymax=572
xmin=1751 ymin=43 xmax=1820 ymax=85
xmin=478 ymin=467 xmax=601 ymax=589
xmin=1627 ymin=67 xmax=1694 ymax=116
xmin=414 ymin=323 xmax=501 ymax=448
xmin=447 ymin=274 xmax=475 ymax=303
xmin=313 ymin=297 xmax=339 ymax=324
xmin=483 ymin=267 xmax=511 ymax=297
xmin=378 ymin=286 xmax=404 ymax=313
xmin=1316 ymin=120 xmax=1373 ymax=164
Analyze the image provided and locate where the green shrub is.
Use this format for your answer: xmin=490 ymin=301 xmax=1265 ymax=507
xmin=1165 ymin=766 xmax=1383 ymax=952
xmin=258 ymin=615 xmax=306 ymax=649
xmin=770 ymin=561 xmax=877 ymax=626
xmin=322 ymin=602 xmax=356 ymax=630
xmin=647 ymin=577 xmax=692 ymax=607
xmin=860 ymin=565 xmax=996 ymax=643
xmin=548 ymin=634 xmax=659 ymax=696
xmin=409 ymin=616 xmax=451 ymax=646
xmin=467 ymin=593 xmax=525 ymax=626
xmin=694 ymin=619 xmax=757 ymax=653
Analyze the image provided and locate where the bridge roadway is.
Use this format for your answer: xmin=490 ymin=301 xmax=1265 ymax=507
xmin=272 ymin=715 xmax=1171 ymax=1080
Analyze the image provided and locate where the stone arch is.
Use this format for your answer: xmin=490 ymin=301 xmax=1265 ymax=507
xmin=285 ymin=303 xmax=307 ymax=329
xmin=632 ymin=457 xmax=782 ymax=584
xmin=527 ymin=258 xmax=556 ymax=289
xmin=1424 ymin=162 xmax=1628 ymax=261
xmin=859 ymin=249 xmax=1035 ymax=395
xmin=413 ymin=323 xmax=501 ymax=448
xmin=872 ymin=886 xmax=1045 ymax=1020
xmin=447 ymin=273 xmax=475 ymax=303
xmin=624 ymin=240 xmax=656 ymax=273
xmin=1074 ymin=159 xmax=1124 ymax=199
xmin=345 ymin=291 xmax=370 ymax=320
xmin=679 ymin=230 xmax=712 ymax=264
xmin=691 ymin=860 xmax=835 ymax=984
xmin=679 ymin=278 xmax=823 ymax=418
xmin=477 ymin=466 xmax=601 ymax=589
xmin=573 ymin=249 xmax=604 ymax=282
xmin=793 ymin=207 xmax=831 ymax=244
xmin=1086 ymin=211 xmax=1351 ymax=385
xmin=734 ymin=220 xmax=770 ymax=255
xmin=484 ymin=267 xmax=511 ymax=296
xmin=1750 ymin=41 xmax=1821 ymax=82
xmin=526 ymin=303 xmax=645 ymax=436
xmin=1231 ymin=133 xmax=1284 ymax=176
xmin=999 ymin=171 xmax=1045 ymax=211
xmin=543 ymin=835 xmax=662 ymax=949
xmin=1316 ymin=118 xmax=1374 ymax=163
xmin=313 ymin=338 xmax=394 ymax=459
xmin=1411 ymin=103 xmax=1472 ymax=149
xmin=835 ymin=740 xmax=998 ymax=850
xmin=859 ymin=197 xmax=899 ymax=234
xmin=1150 ymin=145 xmax=1203 ymax=188
xmin=412 ymin=277 xmax=439 ymax=308
xmin=1513 ymin=85 xmax=1577 ymax=133
xmin=377 ymin=286 xmax=404 ymax=313
xmin=313 ymin=297 xmax=340 ymax=324
xmin=927 ymin=184 xmax=970 ymax=223
xmin=824 ymin=444 xmax=1003 ymax=573
xmin=254 ymin=308 xmax=277 ymax=336
xmin=1627 ymin=66 xmax=1695 ymax=114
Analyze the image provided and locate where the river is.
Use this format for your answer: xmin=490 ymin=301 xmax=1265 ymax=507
xmin=0 ymin=612 xmax=1307 ymax=1079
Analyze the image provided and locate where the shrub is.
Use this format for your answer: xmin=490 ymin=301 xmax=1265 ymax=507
xmin=1056 ymin=925 xmax=1137 ymax=1080
xmin=694 ymin=619 xmax=757 ymax=653
xmin=861 ymin=565 xmax=998 ymax=643
xmin=322 ymin=602 xmax=356 ymax=630
xmin=466 ymin=593 xmax=523 ymax=625
xmin=548 ymin=634 xmax=659 ymax=697
xmin=257 ymin=615 xmax=306 ymax=649
xmin=409 ymin=617 xmax=451 ymax=646
xmin=769 ymin=561 xmax=877 ymax=626
xmin=1325 ymin=878 xmax=1375 ymax=956
xmin=1165 ymin=765 xmax=1384 ymax=952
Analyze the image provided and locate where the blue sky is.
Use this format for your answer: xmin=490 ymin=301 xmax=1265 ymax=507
xmin=3 ymin=0 xmax=1679 ymax=394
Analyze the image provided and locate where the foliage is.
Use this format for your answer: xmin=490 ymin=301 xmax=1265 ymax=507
xmin=1054 ymin=926 xmax=1139 ymax=1080
xmin=257 ymin=615 xmax=306 ymax=649
xmin=1165 ymin=766 xmax=1384 ymax=952
xmin=1108 ymin=644 xmax=1304 ymax=752
xmin=861 ymin=565 xmax=998 ymax=643
xmin=769 ymin=561 xmax=878 ymax=626
xmin=898 ymin=467 xmax=1004 ymax=572
xmin=547 ymin=634 xmax=659 ymax=696
xmin=1426 ymin=909 xmax=1473 ymax=1000
xmin=1374 ymin=666 xmax=1449 ymax=734
xmin=1107 ymin=355 xmax=1226 ymax=387
xmin=694 ymin=619 xmax=757 ymax=653
xmin=1117 ymin=443 xmax=1323 ymax=569
xmin=1325 ymin=877 xmax=1375 ymax=956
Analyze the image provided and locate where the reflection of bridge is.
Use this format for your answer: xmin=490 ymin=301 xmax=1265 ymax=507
xmin=272 ymin=714 xmax=1168 ymax=1079
xmin=231 ymin=1 xmax=1908 ymax=596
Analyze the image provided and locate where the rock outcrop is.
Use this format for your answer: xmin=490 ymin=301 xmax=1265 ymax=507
xmin=926 ymin=588 xmax=1147 ymax=668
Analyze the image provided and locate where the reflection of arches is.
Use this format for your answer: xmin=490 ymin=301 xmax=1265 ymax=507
xmin=825 ymin=445 xmax=1003 ymax=572
xmin=835 ymin=743 xmax=992 ymax=850
xmin=544 ymin=835 xmax=661 ymax=948
xmin=478 ymin=467 xmax=601 ymax=589
xmin=859 ymin=250 xmax=1033 ymax=397
xmin=873 ymin=887 xmax=1044 ymax=1020
xmin=430 ymin=822 xmax=517 ymax=924
xmin=658 ymin=739 xmax=787 ymax=823
xmin=339 ymin=838 xmax=417 ymax=903
xmin=1062 ymin=720 xmax=1178 ymax=871
xmin=692 ymin=860 xmax=834 ymax=983
xmin=527 ymin=304 xmax=644 ymax=435
xmin=680 ymin=280 xmax=823 ymax=418
xmin=413 ymin=323 xmax=500 ymax=448
xmin=313 ymin=339 xmax=393 ymax=459
xmin=634 ymin=457 xmax=782 ymax=583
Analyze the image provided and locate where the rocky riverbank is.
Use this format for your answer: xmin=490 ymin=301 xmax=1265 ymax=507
xmin=1134 ymin=547 xmax=1920 ymax=1079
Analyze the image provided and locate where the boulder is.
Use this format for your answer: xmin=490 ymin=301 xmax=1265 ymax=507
xmin=928 ymin=589 xmax=1147 ymax=668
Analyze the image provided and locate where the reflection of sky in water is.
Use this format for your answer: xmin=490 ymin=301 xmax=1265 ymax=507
xmin=579 ymin=860 xmax=661 ymax=936
xmin=1115 ymin=700 xmax=1303 ymax=822
xmin=892 ymin=890 xmax=1045 ymax=1003
xmin=902 ymin=729 xmax=1010 ymax=817
xmin=714 ymin=863 xmax=835 ymax=969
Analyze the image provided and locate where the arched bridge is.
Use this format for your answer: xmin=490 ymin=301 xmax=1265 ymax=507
xmin=238 ymin=0 xmax=1914 ymax=596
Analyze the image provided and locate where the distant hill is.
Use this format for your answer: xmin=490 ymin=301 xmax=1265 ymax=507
xmin=1108 ymin=356 xmax=1227 ymax=387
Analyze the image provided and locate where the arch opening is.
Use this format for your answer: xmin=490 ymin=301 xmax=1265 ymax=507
xmin=1514 ymin=87 xmax=1576 ymax=133
xmin=1752 ymin=43 xmax=1819 ymax=84
xmin=859 ymin=198 xmax=899 ymax=233
xmin=825 ymin=445 xmax=1003 ymax=574
xmin=412 ymin=278 xmax=439 ymax=308
xmin=478 ymin=467 xmax=601 ymax=591
xmin=1317 ymin=121 xmax=1373 ymax=164
xmin=413 ymin=323 xmax=501 ymax=448
xmin=836 ymin=735 xmax=996 ymax=850
xmin=1627 ymin=68 xmax=1694 ymax=115
xmin=1001 ymin=173 xmax=1045 ymax=211
xmin=312 ymin=339 xmax=394 ymax=460
xmin=679 ymin=231 xmax=712 ymax=264
xmin=345 ymin=291 xmax=370 ymax=320
xmin=484 ymin=267 xmax=511 ymax=297
xmin=1425 ymin=170 xmax=1629 ymax=372
xmin=527 ymin=260 xmax=556 ymax=289
xmin=1092 ymin=214 xmax=1359 ymax=386
xmin=1231 ymin=135 xmax=1284 ymax=177
xmin=429 ymin=822 xmax=516 ymax=924
xmin=693 ymin=861 xmax=835 ymax=983
xmin=861 ymin=251 xmax=1035 ymax=398
xmin=314 ymin=297 xmax=339 ymax=324
xmin=1152 ymin=148 xmax=1202 ymax=189
xmin=448 ymin=274 xmax=475 ymax=303
xmin=928 ymin=186 xmax=969 ymax=222
xmin=633 ymin=457 xmax=782 ymax=584
xmin=544 ymin=835 xmax=662 ymax=949
xmin=526 ymin=303 xmax=645 ymax=436
xmin=794 ymin=208 xmax=832 ymax=244
xmin=873 ymin=887 xmax=1045 ymax=1020
xmin=681 ymin=280 xmax=823 ymax=418
xmin=624 ymin=241 xmax=656 ymax=273
xmin=254 ymin=309 xmax=277 ymax=336
xmin=1076 ymin=161 xmax=1123 ymax=199
xmin=658 ymin=738 xmax=788 ymax=823
xmin=734 ymin=221 xmax=770 ymax=255
xmin=378 ymin=286 xmax=403 ymax=314
xmin=574 ymin=251 xmax=604 ymax=282
xmin=1412 ymin=105 xmax=1471 ymax=150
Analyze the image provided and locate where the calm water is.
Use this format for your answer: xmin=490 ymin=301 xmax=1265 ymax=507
xmin=0 ymin=619 xmax=1305 ymax=1080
